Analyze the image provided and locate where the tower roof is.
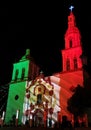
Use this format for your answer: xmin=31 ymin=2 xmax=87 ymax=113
xmin=20 ymin=49 xmax=30 ymax=61
xmin=65 ymin=5 xmax=81 ymax=38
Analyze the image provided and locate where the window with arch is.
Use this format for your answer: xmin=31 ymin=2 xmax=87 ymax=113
xmin=66 ymin=59 xmax=70 ymax=71
xmin=74 ymin=57 xmax=78 ymax=70
xmin=15 ymin=69 xmax=19 ymax=81
xmin=69 ymin=40 xmax=72 ymax=48
xmin=21 ymin=68 xmax=25 ymax=80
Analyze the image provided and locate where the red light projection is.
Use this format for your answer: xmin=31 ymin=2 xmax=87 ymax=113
xmin=59 ymin=10 xmax=84 ymax=120
xmin=62 ymin=11 xmax=82 ymax=72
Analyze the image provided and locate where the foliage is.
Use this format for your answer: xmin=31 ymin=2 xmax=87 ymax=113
xmin=67 ymin=82 xmax=91 ymax=117
xmin=67 ymin=84 xmax=85 ymax=116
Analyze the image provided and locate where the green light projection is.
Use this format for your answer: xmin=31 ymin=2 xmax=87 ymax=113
xmin=5 ymin=50 xmax=31 ymax=125
xmin=5 ymin=82 xmax=26 ymax=124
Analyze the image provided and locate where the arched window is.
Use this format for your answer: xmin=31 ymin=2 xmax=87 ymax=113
xmin=66 ymin=59 xmax=70 ymax=71
xmin=21 ymin=68 xmax=25 ymax=80
xmin=74 ymin=57 xmax=78 ymax=70
xmin=15 ymin=69 xmax=19 ymax=81
xmin=69 ymin=40 xmax=72 ymax=48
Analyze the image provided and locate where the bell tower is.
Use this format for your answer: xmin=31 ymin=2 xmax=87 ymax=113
xmin=62 ymin=6 xmax=82 ymax=72
xmin=5 ymin=49 xmax=40 ymax=125
xmin=60 ymin=6 xmax=84 ymax=120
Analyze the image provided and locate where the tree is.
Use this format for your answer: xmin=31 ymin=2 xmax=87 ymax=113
xmin=67 ymin=84 xmax=85 ymax=117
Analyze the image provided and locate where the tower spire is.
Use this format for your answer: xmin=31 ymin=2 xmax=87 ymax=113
xmin=62 ymin=4 xmax=82 ymax=72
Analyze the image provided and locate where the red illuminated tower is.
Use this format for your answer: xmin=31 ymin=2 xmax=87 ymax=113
xmin=59 ymin=6 xmax=84 ymax=120
xmin=62 ymin=11 xmax=82 ymax=71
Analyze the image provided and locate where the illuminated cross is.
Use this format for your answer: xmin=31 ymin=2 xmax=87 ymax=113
xmin=69 ymin=5 xmax=74 ymax=12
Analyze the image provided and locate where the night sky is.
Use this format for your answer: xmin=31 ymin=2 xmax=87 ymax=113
xmin=0 ymin=1 xmax=91 ymax=86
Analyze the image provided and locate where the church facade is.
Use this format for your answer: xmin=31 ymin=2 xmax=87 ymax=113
xmin=22 ymin=73 xmax=61 ymax=126
xmin=5 ymin=7 xmax=86 ymax=126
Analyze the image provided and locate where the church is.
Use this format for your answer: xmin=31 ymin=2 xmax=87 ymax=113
xmin=4 ymin=6 xmax=89 ymax=127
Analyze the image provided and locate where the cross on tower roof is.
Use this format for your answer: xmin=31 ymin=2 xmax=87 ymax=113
xmin=69 ymin=5 xmax=74 ymax=12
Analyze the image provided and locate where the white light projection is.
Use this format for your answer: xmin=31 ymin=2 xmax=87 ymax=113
xmin=22 ymin=74 xmax=61 ymax=124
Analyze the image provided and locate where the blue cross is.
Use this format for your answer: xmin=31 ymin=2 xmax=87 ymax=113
xmin=69 ymin=5 xmax=74 ymax=12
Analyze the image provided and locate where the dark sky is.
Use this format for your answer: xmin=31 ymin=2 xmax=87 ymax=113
xmin=0 ymin=1 xmax=91 ymax=85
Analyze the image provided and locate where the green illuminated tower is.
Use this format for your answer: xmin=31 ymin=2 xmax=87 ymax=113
xmin=5 ymin=49 xmax=40 ymax=125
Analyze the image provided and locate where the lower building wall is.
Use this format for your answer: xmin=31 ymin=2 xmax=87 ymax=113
xmin=5 ymin=81 xmax=26 ymax=125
